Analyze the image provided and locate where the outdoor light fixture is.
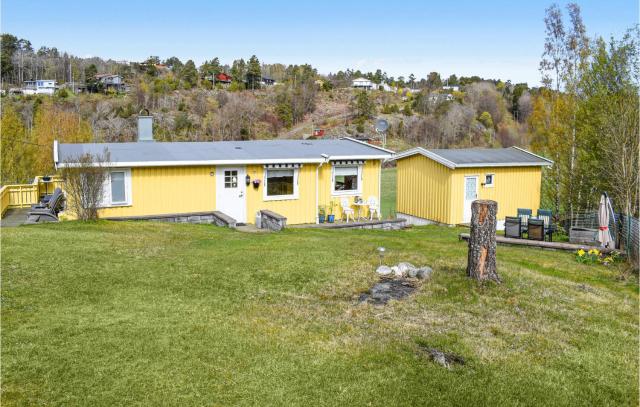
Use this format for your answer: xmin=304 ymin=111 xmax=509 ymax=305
xmin=377 ymin=246 xmax=386 ymax=266
xmin=245 ymin=174 xmax=251 ymax=185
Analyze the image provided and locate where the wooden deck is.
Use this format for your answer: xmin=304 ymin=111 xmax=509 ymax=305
xmin=1 ymin=208 xmax=29 ymax=227
xmin=458 ymin=233 xmax=618 ymax=253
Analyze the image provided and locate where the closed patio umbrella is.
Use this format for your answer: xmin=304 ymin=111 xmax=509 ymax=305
xmin=598 ymin=193 xmax=613 ymax=248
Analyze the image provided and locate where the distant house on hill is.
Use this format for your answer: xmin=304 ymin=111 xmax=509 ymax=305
xmin=23 ymin=80 xmax=57 ymax=95
xmin=261 ymin=76 xmax=276 ymax=86
xmin=429 ymin=93 xmax=454 ymax=103
xmin=215 ymin=72 xmax=232 ymax=84
xmin=352 ymin=77 xmax=373 ymax=90
xmin=95 ymin=74 xmax=126 ymax=92
xmin=442 ymin=85 xmax=460 ymax=92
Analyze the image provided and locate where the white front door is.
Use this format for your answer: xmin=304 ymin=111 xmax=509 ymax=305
xmin=216 ymin=167 xmax=246 ymax=223
xmin=463 ymin=176 xmax=478 ymax=223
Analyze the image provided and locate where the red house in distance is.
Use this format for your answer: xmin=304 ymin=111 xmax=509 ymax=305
xmin=215 ymin=73 xmax=232 ymax=84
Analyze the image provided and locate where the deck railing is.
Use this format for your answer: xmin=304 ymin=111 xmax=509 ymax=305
xmin=0 ymin=176 xmax=63 ymax=218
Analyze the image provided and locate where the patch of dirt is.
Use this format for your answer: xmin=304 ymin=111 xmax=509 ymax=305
xmin=418 ymin=345 xmax=466 ymax=369
xmin=358 ymin=277 xmax=418 ymax=305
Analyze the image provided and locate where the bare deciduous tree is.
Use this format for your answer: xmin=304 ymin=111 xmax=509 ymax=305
xmin=517 ymin=92 xmax=533 ymax=122
xmin=60 ymin=149 xmax=110 ymax=221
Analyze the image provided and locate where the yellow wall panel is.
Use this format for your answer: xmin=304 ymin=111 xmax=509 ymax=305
xmin=98 ymin=166 xmax=216 ymax=218
xmin=88 ymin=160 xmax=381 ymax=225
xmin=246 ymin=160 xmax=382 ymax=224
xmin=317 ymin=160 xmax=381 ymax=221
xmin=396 ymin=154 xmax=543 ymax=225
xmin=244 ymin=164 xmax=317 ymax=225
xmin=396 ymin=155 xmax=452 ymax=223
xmin=449 ymin=166 xmax=542 ymax=224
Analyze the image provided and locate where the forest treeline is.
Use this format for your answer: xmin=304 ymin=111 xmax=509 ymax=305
xmin=0 ymin=3 xmax=637 ymax=216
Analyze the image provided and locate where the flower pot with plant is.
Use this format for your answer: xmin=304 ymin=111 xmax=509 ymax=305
xmin=318 ymin=205 xmax=326 ymax=223
xmin=327 ymin=201 xmax=336 ymax=223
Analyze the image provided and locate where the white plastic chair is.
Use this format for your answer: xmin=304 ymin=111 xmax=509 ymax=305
xmin=367 ymin=196 xmax=380 ymax=220
xmin=340 ymin=198 xmax=354 ymax=223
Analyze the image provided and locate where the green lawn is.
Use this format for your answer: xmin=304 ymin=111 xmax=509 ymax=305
xmin=2 ymin=222 xmax=638 ymax=406
xmin=381 ymin=166 xmax=396 ymax=218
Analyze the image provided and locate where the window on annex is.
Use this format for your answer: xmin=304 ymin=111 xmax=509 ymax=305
xmin=485 ymin=173 xmax=494 ymax=187
xmin=266 ymin=169 xmax=295 ymax=197
xmin=333 ymin=166 xmax=359 ymax=193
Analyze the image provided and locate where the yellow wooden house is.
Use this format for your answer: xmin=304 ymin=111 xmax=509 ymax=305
xmin=392 ymin=147 xmax=553 ymax=226
xmin=54 ymin=138 xmax=393 ymax=225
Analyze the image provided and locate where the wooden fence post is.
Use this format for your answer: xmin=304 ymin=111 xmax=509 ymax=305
xmin=467 ymin=200 xmax=500 ymax=282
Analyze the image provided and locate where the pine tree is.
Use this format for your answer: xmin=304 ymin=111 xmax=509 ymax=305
xmin=246 ymin=55 xmax=261 ymax=90
xmin=230 ymin=59 xmax=246 ymax=84
xmin=180 ymin=60 xmax=198 ymax=89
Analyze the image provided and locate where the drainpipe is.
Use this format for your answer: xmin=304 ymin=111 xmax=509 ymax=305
xmin=379 ymin=159 xmax=383 ymax=217
xmin=316 ymin=154 xmax=330 ymax=224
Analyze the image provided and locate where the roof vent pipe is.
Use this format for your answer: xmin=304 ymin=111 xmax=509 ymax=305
xmin=137 ymin=109 xmax=153 ymax=142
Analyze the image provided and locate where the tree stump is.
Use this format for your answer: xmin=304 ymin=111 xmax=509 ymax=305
xmin=466 ymin=200 xmax=500 ymax=282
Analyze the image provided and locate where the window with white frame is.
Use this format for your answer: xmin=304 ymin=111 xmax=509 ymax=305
xmin=332 ymin=165 xmax=361 ymax=195
xmin=103 ymin=169 xmax=132 ymax=206
xmin=484 ymin=173 xmax=494 ymax=187
xmin=264 ymin=168 xmax=298 ymax=200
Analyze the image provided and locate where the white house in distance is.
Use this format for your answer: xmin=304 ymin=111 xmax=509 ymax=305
xmin=23 ymin=80 xmax=57 ymax=95
xmin=352 ymin=77 xmax=373 ymax=90
xmin=95 ymin=74 xmax=126 ymax=92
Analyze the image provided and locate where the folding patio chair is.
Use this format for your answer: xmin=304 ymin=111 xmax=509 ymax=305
xmin=527 ymin=218 xmax=545 ymax=241
xmin=517 ymin=208 xmax=532 ymax=233
xmin=26 ymin=189 xmax=65 ymax=224
xmin=504 ymin=216 xmax=522 ymax=239
xmin=340 ymin=198 xmax=354 ymax=223
xmin=537 ymin=209 xmax=556 ymax=242
xmin=31 ymin=188 xmax=62 ymax=210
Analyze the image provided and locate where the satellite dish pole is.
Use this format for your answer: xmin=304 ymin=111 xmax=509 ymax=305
xmin=374 ymin=118 xmax=389 ymax=148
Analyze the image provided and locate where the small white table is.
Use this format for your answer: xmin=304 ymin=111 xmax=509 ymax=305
xmin=352 ymin=202 xmax=369 ymax=221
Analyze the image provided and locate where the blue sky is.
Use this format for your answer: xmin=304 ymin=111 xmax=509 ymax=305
xmin=2 ymin=0 xmax=637 ymax=85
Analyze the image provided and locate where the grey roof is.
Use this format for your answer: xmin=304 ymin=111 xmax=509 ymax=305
xmin=392 ymin=146 xmax=552 ymax=168
xmin=55 ymin=138 xmax=393 ymax=168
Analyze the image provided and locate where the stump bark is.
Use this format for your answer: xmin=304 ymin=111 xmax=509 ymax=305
xmin=466 ymin=200 xmax=500 ymax=282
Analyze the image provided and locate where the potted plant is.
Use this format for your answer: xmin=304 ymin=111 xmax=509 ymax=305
xmin=318 ymin=205 xmax=326 ymax=223
xmin=252 ymin=179 xmax=261 ymax=189
xmin=327 ymin=201 xmax=336 ymax=223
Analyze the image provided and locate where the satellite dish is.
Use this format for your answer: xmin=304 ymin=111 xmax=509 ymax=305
xmin=375 ymin=119 xmax=389 ymax=133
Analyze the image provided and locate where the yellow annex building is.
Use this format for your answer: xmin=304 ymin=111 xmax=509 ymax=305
xmin=54 ymin=138 xmax=392 ymax=225
xmin=392 ymin=146 xmax=553 ymax=226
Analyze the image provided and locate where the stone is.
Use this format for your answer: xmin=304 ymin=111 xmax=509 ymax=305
xmin=407 ymin=267 xmax=418 ymax=278
xmin=392 ymin=266 xmax=402 ymax=277
xmin=376 ymin=265 xmax=393 ymax=276
xmin=397 ymin=262 xmax=416 ymax=276
xmin=416 ymin=266 xmax=433 ymax=280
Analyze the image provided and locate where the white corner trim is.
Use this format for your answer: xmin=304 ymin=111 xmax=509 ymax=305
xmin=53 ymin=140 xmax=59 ymax=169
